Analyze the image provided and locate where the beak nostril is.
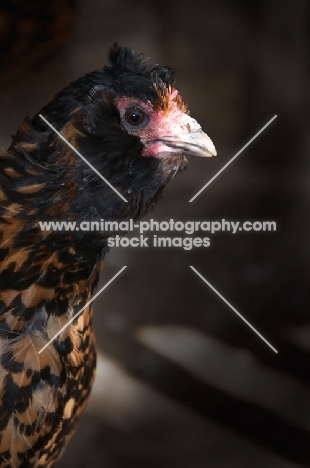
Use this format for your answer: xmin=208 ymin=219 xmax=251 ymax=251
xmin=181 ymin=123 xmax=191 ymax=133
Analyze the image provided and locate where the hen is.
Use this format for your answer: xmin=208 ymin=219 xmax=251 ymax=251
xmin=0 ymin=44 xmax=216 ymax=467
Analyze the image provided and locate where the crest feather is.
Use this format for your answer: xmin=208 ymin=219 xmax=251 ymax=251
xmin=106 ymin=42 xmax=176 ymax=87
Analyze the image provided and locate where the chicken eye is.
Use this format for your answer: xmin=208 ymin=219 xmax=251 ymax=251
xmin=125 ymin=107 xmax=147 ymax=127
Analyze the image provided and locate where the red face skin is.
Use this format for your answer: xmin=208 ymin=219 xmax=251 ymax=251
xmin=115 ymin=89 xmax=216 ymax=159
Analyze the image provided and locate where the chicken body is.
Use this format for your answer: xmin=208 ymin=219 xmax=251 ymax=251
xmin=0 ymin=44 xmax=216 ymax=466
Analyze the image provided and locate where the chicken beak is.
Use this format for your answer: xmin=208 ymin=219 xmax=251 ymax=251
xmin=169 ymin=128 xmax=217 ymax=158
xmin=159 ymin=117 xmax=216 ymax=158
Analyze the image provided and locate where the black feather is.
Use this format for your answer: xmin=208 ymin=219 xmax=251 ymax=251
xmin=107 ymin=42 xmax=176 ymax=86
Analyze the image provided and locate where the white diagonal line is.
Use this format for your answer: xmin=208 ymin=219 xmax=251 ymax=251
xmin=39 ymin=114 xmax=128 ymax=203
xmin=189 ymin=115 xmax=277 ymax=202
xmin=190 ymin=266 xmax=278 ymax=353
xmin=38 ymin=266 xmax=127 ymax=354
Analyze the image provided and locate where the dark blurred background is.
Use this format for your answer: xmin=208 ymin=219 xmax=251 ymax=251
xmin=1 ymin=1 xmax=310 ymax=467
